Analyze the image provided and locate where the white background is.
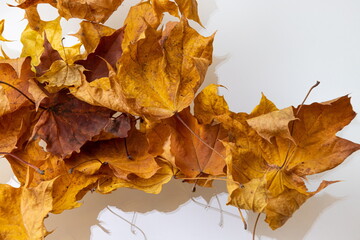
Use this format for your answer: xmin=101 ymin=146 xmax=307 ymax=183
xmin=1 ymin=0 xmax=360 ymax=239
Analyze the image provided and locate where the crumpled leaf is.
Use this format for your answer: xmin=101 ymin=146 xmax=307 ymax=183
xmin=31 ymin=91 xmax=114 ymax=158
xmin=0 ymin=19 xmax=10 ymax=42
xmin=0 ymin=179 xmax=54 ymax=240
xmin=68 ymin=129 xmax=160 ymax=180
xmin=98 ymin=158 xmax=173 ymax=194
xmin=147 ymin=108 xmax=227 ymax=187
xmin=36 ymin=60 xmax=85 ymax=93
xmin=224 ymin=95 xmax=360 ymax=229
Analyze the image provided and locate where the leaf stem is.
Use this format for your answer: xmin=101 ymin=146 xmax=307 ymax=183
xmin=0 ymin=152 xmax=45 ymax=175
xmin=124 ymin=138 xmax=134 ymax=160
xmin=68 ymin=159 xmax=104 ymax=173
xmin=252 ymin=213 xmax=261 ymax=240
xmin=280 ymin=81 xmax=320 ymax=169
xmin=238 ymin=208 xmax=248 ymax=230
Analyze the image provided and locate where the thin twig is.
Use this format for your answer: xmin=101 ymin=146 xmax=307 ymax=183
xmin=68 ymin=159 xmax=104 ymax=173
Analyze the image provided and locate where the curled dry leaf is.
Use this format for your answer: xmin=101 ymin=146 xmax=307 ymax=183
xmin=68 ymin=129 xmax=160 ymax=180
xmin=98 ymin=158 xmax=173 ymax=194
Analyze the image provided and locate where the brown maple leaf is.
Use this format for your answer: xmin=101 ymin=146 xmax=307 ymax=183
xmin=31 ymin=90 xmax=114 ymax=158
xmin=147 ymin=107 xmax=227 ymax=188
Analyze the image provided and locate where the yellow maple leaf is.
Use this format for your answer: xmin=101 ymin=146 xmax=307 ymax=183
xmin=225 ymin=95 xmax=360 ymax=229
xmin=0 ymin=180 xmax=54 ymax=240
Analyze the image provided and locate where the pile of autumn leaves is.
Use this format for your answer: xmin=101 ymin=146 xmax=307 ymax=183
xmin=0 ymin=0 xmax=359 ymax=239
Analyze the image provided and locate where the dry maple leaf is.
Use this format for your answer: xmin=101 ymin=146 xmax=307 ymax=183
xmin=7 ymin=140 xmax=104 ymax=214
xmin=147 ymin=107 xmax=227 ymax=188
xmin=30 ymin=90 xmax=114 ymax=158
xmin=0 ymin=180 xmax=54 ymax=240
xmin=71 ymin=18 xmax=214 ymax=120
xmin=224 ymin=95 xmax=360 ymax=229
xmin=67 ymin=128 xmax=160 ymax=180
xmin=117 ymin=18 xmax=214 ymax=119
xmin=98 ymin=158 xmax=174 ymax=194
